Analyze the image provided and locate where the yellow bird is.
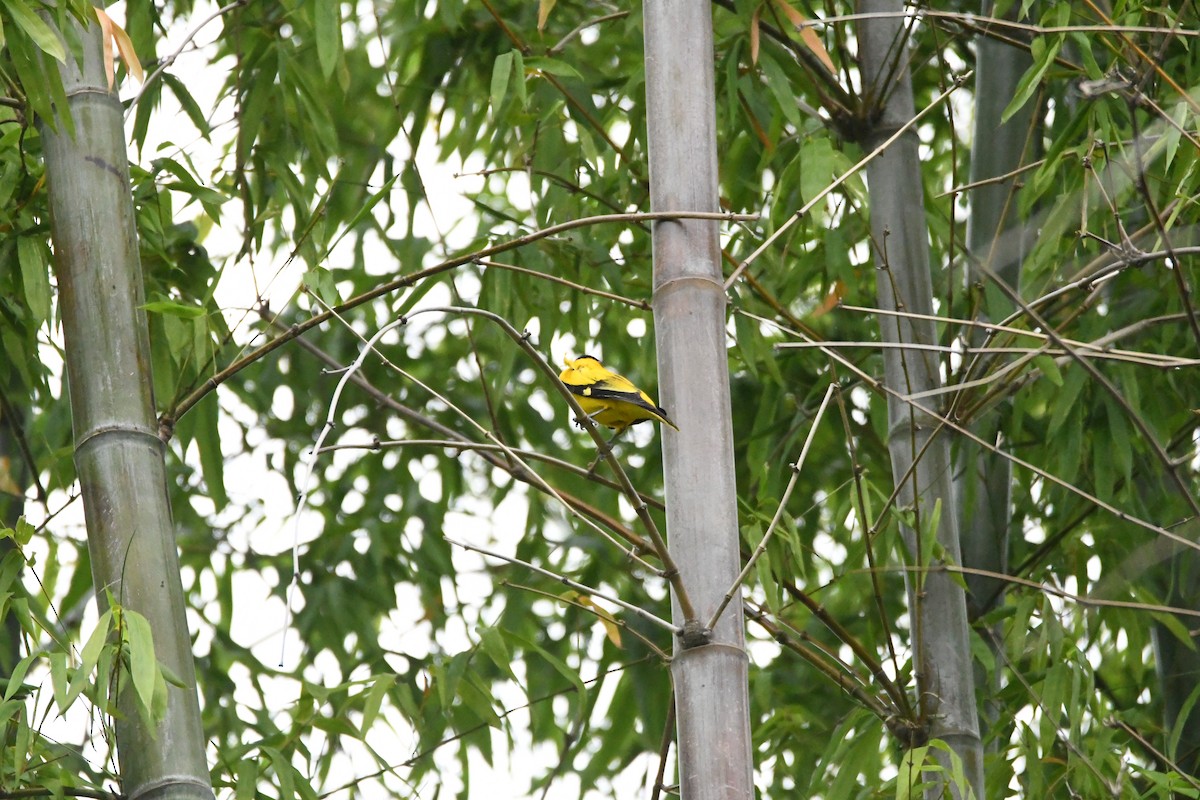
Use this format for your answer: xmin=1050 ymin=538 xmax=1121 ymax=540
xmin=559 ymin=355 xmax=679 ymax=435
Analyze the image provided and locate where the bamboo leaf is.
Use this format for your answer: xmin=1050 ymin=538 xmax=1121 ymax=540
xmin=162 ymin=73 xmax=212 ymax=137
xmin=5 ymin=0 xmax=65 ymax=62
xmin=523 ymin=56 xmax=579 ymax=80
xmin=95 ymin=7 xmax=142 ymax=83
xmin=1033 ymin=354 xmax=1063 ymax=387
xmin=142 ymin=299 xmax=206 ymax=319
xmin=490 ymin=50 xmax=514 ymax=117
xmin=123 ymin=609 xmax=159 ymax=720
xmin=1001 ymin=37 xmax=1056 ymax=123
xmin=749 ymin=5 xmax=760 ymax=65
xmin=770 ymin=0 xmax=834 ymax=73
xmin=537 ymin=0 xmax=556 ymax=31
xmin=359 ymin=674 xmax=394 ymax=733
xmin=315 ymin=0 xmax=340 ymax=78
xmin=477 ymin=625 xmax=518 ymax=680
xmin=64 ymin=610 xmax=113 ymax=710
xmin=17 ymin=238 xmax=50 ymax=326
xmin=2 ymin=653 xmax=34 ymax=702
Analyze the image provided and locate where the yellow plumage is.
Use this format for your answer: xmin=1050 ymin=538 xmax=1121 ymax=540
xmin=559 ymin=355 xmax=679 ymax=435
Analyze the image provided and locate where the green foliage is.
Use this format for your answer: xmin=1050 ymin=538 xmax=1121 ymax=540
xmin=1 ymin=0 xmax=1199 ymax=797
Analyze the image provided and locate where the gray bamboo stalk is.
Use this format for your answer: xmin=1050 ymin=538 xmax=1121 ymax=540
xmin=957 ymin=0 xmax=1035 ymax=746
xmin=1153 ymin=557 xmax=1200 ymax=774
xmin=39 ymin=15 xmax=214 ymax=800
xmin=643 ymin=1 xmax=755 ymax=798
xmin=0 ymin=389 xmax=26 ymax=678
xmin=857 ymin=1 xmax=984 ymax=795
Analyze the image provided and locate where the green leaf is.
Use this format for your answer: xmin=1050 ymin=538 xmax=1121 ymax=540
xmin=490 ymin=50 xmax=514 ymax=117
xmin=5 ymin=0 xmax=66 ymax=62
xmin=395 ymin=275 xmax=442 ymax=318
xmin=1104 ymin=397 xmax=1133 ymax=487
xmin=13 ymin=702 xmax=30 ymax=780
xmin=359 ymin=674 xmax=394 ymax=733
xmin=1001 ymin=35 xmax=1058 ymax=123
xmin=264 ymin=746 xmax=297 ymax=800
xmin=195 ymin=394 xmax=229 ymax=508
xmin=123 ymin=609 xmax=159 ymax=720
xmin=800 ymin=136 xmax=836 ymax=210
xmin=524 ymin=56 xmax=581 ymax=80
xmin=2 ymin=652 xmax=35 ymax=702
xmin=162 ymin=73 xmax=212 ymax=138
xmin=914 ymin=499 xmax=942 ymax=593
xmin=758 ymin=50 xmax=802 ymax=131
xmin=235 ymin=758 xmax=259 ymax=800
xmin=754 ymin=550 xmax=780 ymax=613
xmin=314 ymin=0 xmax=340 ymax=78
xmin=13 ymin=518 xmax=35 ymax=546
xmin=477 ymin=625 xmax=517 ymax=681
xmin=503 ymin=629 xmax=585 ymax=699
xmin=1033 ymin=354 xmax=1062 ymax=387
xmin=322 ymin=173 xmax=400 ymax=258
xmin=511 ymin=49 xmax=526 ymax=108
xmin=142 ymin=299 xmax=206 ymax=319
xmin=895 ymin=744 xmax=934 ymax=799
xmin=457 ymin=671 xmax=502 ymax=728
xmin=303 ymin=267 xmax=339 ymax=306
xmin=65 ymin=610 xmax=113 ymax=710
xmin=17 ymin=237 xmax=50 ymax=326
xmin=1047 ymin=366 xmax=1086 ymax=435
xmin=49 ymin=652 xmax=69 ymax=711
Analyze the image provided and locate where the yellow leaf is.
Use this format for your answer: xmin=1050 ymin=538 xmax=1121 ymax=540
xmin=0 ymin=457 xmax=20 ymax=498
xmin=93 ymin=7 xmax=116 ymax=90
xmin=771 ymin=0 xmax=834 ymax=74
xmin=811 ymin=279 xmax=847 ymax=318
xmin=576 ymin=595 xmax=622 ymax=648
xmin=749 ymin=5 xmax=761 ymax=65
xmin=94 ymin=8 xmax=144 ymax=87
xmin=537 ymin=0 xmax=556 ymax=32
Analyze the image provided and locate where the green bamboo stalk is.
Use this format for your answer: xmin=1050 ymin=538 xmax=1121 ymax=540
xmin=39 ymin=13 xmax=213 ymax=799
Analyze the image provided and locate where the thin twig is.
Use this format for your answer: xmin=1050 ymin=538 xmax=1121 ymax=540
xmin=505 ymin=581 xmax=669 ymax=660
xmin=310 ymin=302 xmax=662 ymax=571
xmin=125 ymin=0 xmax=248 ymax=119
xmin=827 ymin=381 xmax=912 ymax=717
xmin=975 ymin=261 xmax=1200 ymax=516
xmin=447 ymin=538 xmax=678 ymax=634
xmin=550 ymin=10 xmax=630 ymax=54
xmin=753 ymin=311 xmax=1200 ymax=555
xmin=743 ymin=602 xmax=900 ymax=726
xmin=777 ymin=340 xmax=1195 ymax=369
xmin=724 ymin=72 xmax=971 ymax=289
xmin=279 ymin=315 xmax=410 ymax=665
xmin=474 ymin=260 xmax=652 ymax=310
xmin=705 ymin=384 xmax=835 ymax=631
xmin=802 ymin=9 xmax=1200 ymax=41
xmin=165 ymin=209 xmax=756 ymax=433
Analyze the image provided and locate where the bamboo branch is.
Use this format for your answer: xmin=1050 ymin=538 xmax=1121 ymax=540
xmin=447 ymin=538 xmax=678 ymax=634
xmin=165 ymin=210 xmax=756 ymax=435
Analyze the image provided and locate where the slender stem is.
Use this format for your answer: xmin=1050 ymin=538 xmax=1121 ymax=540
xmin=723 ymin=73 xmax=970 ymax=289
xmin=166 ymin=210 xmax=755 ymax=432
xmin=705 ymin=384 xmax=835 ymax=631
xmin=447 ymin=538 xmax=678 ymax=634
